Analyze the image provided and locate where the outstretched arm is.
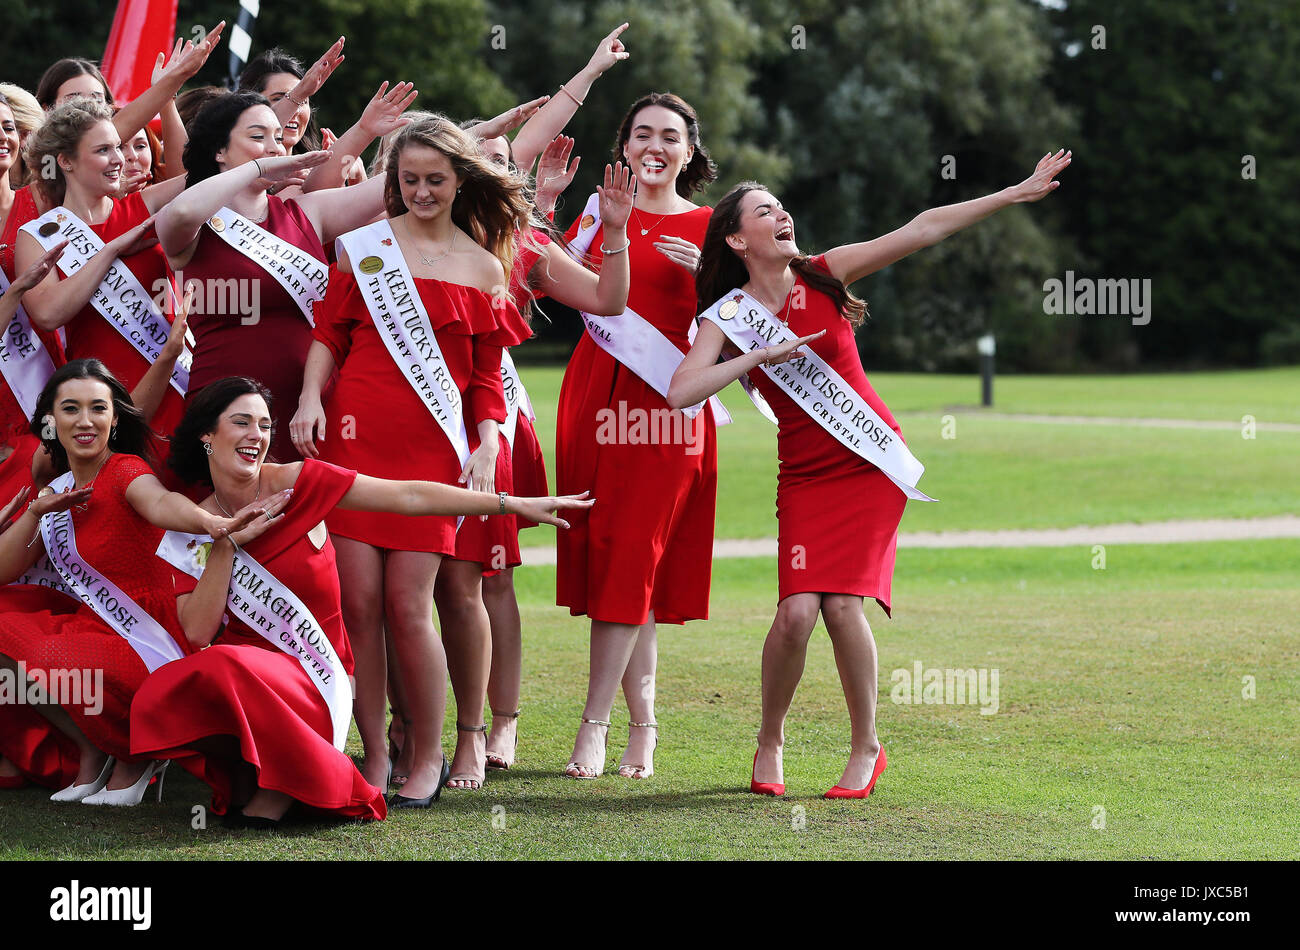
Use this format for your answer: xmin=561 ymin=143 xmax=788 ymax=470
xmin=301 ymin=81 xmax=418 ymax=193
xmin=336 ymin=475 xmax=593 ymax=529
xmin=532 ymin=162 xmax=633 ymax=314
xmin=824 ymin=149 xmax=1072 ymax=287
xmin=113 ymin=24 xmax=226 ymax=144
xmin=510 ymin=23 xmax=630 ymax=174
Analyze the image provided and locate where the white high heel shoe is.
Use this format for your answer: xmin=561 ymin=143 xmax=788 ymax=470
xmin=49 ymin=756 xmax=115 ymax=803
xmin=81 ymin=760 xmax=168 ymax=806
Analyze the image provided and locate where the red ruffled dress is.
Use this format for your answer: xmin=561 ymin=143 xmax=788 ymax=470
xmin=35 ymin=191 xmax=186 ymax=442
xmin=0 ymin=453 xmax=189 ymax=787
xmin=314 ymin=267 xmax=528 ymax=554
xmin=745 ymin=257 xmax=908 ymax=615
xmin=506 ymin=229 xmax=550 ymax=534
xmin=556 ymin=207 xmax=717 ymax=625
xmin=129 ymin=459 xmax=385 ymax=820
xmin=182 ymin=197 xmax=325 ymax=463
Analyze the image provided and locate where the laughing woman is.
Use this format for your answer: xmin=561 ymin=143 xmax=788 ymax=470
xmin=129 ymin=377 xmax=590 ymax=826
xmin=670 ymin=153 xmax=1070 ymax=797
xmin=0 ymin=359 xmax=257 ymax=803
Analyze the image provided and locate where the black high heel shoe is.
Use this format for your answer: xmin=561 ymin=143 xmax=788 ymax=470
xmin=387 ymin=754 xmax=451 ymax=809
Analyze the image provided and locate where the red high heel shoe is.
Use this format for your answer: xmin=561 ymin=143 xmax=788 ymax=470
xmin=824 ymin=746 xmax=887 ymax=799
xmin=750 ymin=749 xmax=785 ymax=796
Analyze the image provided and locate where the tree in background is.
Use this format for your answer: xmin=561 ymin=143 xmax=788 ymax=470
xmin=1047 ymin=0 xmax=1300 ymax=368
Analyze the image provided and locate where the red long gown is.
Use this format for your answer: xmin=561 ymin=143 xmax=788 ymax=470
xmin=129 ymin=459 xmax=385 ymax=820
xmin=0 ymin=453 xmax=189 ymax=785
xmin=555 ymin=207 xmax=717 ymax=625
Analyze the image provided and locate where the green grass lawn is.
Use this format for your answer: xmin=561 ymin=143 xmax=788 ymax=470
xmin=517 ymin=365 xmax=1300 ymax=542
xmin=3 ymin=539 xmax=1294 ymax=860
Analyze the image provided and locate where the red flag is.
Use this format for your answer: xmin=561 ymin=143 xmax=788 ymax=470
xmin=101 ymin=0 xmax=179 ymax=106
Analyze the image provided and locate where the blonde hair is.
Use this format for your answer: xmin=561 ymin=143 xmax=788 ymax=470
xmin=24 ymin=99 xmax=114 ymax=207
xmin=383 ymin=114 xmax=541 ymax=280
xmin=0 ymin=84 xmax=44 ymax=185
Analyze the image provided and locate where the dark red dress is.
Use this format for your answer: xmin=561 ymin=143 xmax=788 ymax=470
xmin=314 ymin=268 xmax=528 ymax=555
xmin=0 ymin=454 xmax=189 ymax=785
xmin=745 ymin=257 xmax=908 ymax=614
xmin=130 ymin=459 xmax=385 ymax=820
xmin=555 ymin=207 xmax=717 ymax=625
xmin=182 ymin=197 xmax=325 ymax=463
xmin=41 ymin=192 xmax=186 ymax=441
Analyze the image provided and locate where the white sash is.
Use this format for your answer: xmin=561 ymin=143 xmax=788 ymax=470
xmin=38 ymin=472 xmax=186 ymax=672
xmin=157 ymin=530 xmax=351 ymax=751
xmin=335 ymin=220 xmax=470 ymax=467
xmin=500 ymin=348 xmax=527 ymax=448
xmin=566 ymin=193 xmax=731 ymax=425
xmin=21 ymin=207 xmax=190 ymax=396
xmin=9 ymin=552 xmax=78 ymax=601
xmin=700 ymin=289 xmax=937 ymax=503
xmin=0 ymin=268 xmax=58 ymax=418
xmin=205 ymin=206 xmax=327 ymax=327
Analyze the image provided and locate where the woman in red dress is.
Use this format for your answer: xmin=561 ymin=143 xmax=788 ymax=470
xmin=129 ymin=378 xmax=588 ymax=825
xmin=455 ymin=132 xmax=632 ymax=776
xmin=670 ymin=156 xmax=1071 ymax=797
xmin=289 ymin=115 xmax=547 ymax=803
xmin=556 ymin=93 xmax=718 ymax=780
xmin=15 ymin=100 xmax=193 ymax=443
xmin=0 ymin=359 xmax=254 ymax=801
xmin=154 ymin=84 xmax=413 ymax=463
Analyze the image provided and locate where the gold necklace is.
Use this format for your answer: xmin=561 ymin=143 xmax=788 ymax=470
xmin=632 ymin=204 xmax=672 ymax=237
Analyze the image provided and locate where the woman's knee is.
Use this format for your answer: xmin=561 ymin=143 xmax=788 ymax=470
xmin=770 ymin=595 xmax=821 ymax=646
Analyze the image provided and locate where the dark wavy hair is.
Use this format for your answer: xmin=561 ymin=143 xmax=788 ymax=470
xmin=35 ymin=58 xmax=114 ymax=111
xmin=696 ymin=181 xmax=868 ymax=328
xmin=30 ymin=359 xmax=152 ymax=474
xmin=182 ymin=91 xmax=273 ymax=187
xmin=237 ymin=48 xmax=321 ymax=152
xmin=169 ymin=377 xmax=275 ymax=487
xmin=613 ymin=93 xmax=717 ymax=199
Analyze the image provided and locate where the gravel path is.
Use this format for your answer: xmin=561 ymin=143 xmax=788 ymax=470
xmin=930 ymin=411 xmax=1300 ymax=432
xmin=517 ymin=515 xmax=1300 ymax=564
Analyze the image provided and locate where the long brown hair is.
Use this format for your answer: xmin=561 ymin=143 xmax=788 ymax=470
xmin=696 ymin=181 xmax=868 ymax=328
xmin=613 ymin=93 xmax=717 ymax=199
xmin=382 ymin=114 xmax=541 ymax=280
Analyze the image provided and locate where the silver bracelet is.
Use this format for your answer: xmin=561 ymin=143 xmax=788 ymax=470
xmin=498 ymin=491 xmax=508 ymax=515
xmin=600 ymin=240 xmax=631 ymax=255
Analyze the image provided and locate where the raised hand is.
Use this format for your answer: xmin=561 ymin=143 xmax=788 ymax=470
xmin=758 ymin=330 xmax=826 ymax=367
xmin=0 ymin=487 xmax=30 ymax=529
xmin=535 ymin=135 xmax=580 ymax=213
xmin=596 ymin=162 xmax=635 ymax=231
xmin=470 ymin=96 xmax=551 ymax=141
xmin=160 ymin=284 xmax=193 ymax=363
xmin=1013 ymin=148 xmax=1072 ymax=203
xmin=295 ymin=37 xmax=347 ymax=102
xmin=9 ymin=240 xmax=68 ymax=293
xmin=653 ymin=235 xmax=701 ymax=274
xmin=511 ymin=491 xmax=594 ymax=530
xmin=30 ymin=484 xmax=95 ymax=518
xmin=153 ymin=22 xmax=226 ymax=86
xmin=358 ymin=81 xmax=419 ymax=140
xmin=585 ymin=23 xmax=630 ymax=75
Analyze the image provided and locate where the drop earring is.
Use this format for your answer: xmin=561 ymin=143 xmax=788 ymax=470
xmin=203 ymin=442 xmax=213 ymax=456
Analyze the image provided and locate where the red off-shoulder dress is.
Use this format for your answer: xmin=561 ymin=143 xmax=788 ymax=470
xmin=313 ymin=268 xmax=528 ymax=554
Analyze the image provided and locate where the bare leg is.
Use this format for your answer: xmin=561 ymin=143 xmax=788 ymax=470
xmin=565 ymin=619 xmax=639 ymax=777
xmin=434 ymin=558 xmax=492 ymax=789
xmin=384 ymin=550 xmax=447 ymax=800
xmin=821 ymin=594 xmax=882 ymax=789
xmin=483 ymin=569 xmax=521 ymax=767
xmin=241 ymin=787 xmax=294 ymax=821
xmin=0 ymin=651 xmax=105 ymax=784
xmin=754 ymin=593 xmax=822 ymax=785
xmin=335 ymin=536 xmax=389 ymax=788
xmin=384 ymin=625 xmax=415 ymax=784
xmin=618 ymin=614 xmax=657 ymax=777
